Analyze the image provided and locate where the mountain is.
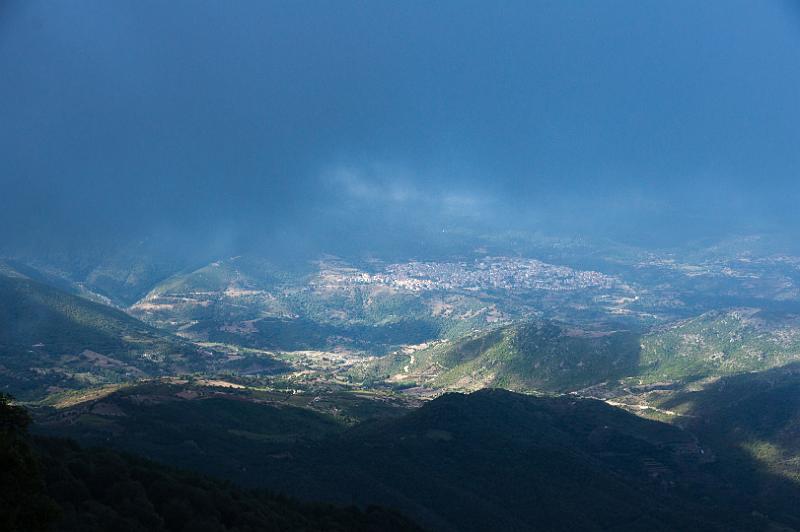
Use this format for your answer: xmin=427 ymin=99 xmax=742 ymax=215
xmin=129 ymin=256 xmax=294 ymax=327
xmin=128 ymin=257 xmax=443 ymax=354
xmin=125 ymin=253 xmax=646 ymax=355
xmin=3 ymin=237 xmax=219 ymax=307
xmin=354 ymin=321 xmax=642 ymax=393
xmin=35 ymin=385 xmax=781 ymax=531
xmin=0 ymin=268 xmax=211 ymax=401
xmin=33 ymin=380 xmax=416 ymax=482
xmin=653 ymin=363 xmax=800 ymax=529
xmin=638 ymin=308 xmax=800 ymax=383
xmin=265 ymin=389 xmax=771 ymax=531
xmin=0 ymin=394 xmax=420 ymax=532
xmin=359 ymin=309 xmax=800 ymax=396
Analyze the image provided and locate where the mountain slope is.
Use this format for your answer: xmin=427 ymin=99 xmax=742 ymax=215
xmin=36 ymin=386 xmax=779 ymax=531
xmin=360 ymin=309 xmax=800 ymax=395
xmin=129 ymin=257 xmax=441 ymax=353
xmin=638 ymin=308 xmax=800 ymax=383
xmin=0 ymin=270 xmax=209 ymax=400
xmin=265 ymin=389 xmax=763 ymax=531
xmin=34 ymin=381 xmax=351 ymax=481
xmin=0 ymin=394 xmax=420 ymax=532
xmin=654 ymin=363 xmax=800 ymax=528
xmin=356 ymin=321 xmax=642 ymax=392
xmin=32 ymin=380 xmax=418 ymax=484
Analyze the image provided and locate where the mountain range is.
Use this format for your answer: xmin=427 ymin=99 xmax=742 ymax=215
xmin=5 ymin=248 xmax=800 ymax=530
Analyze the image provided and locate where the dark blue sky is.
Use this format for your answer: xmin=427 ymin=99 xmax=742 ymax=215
xmin=2 ymin=1 xmax=800 ymax=256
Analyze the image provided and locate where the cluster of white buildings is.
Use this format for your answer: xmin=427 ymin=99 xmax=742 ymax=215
xmin=318 ymin=257 xmax=619 ymax=293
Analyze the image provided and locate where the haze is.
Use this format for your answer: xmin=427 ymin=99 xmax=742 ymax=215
xmin=2 ymin=0 xmax=800 ymax=259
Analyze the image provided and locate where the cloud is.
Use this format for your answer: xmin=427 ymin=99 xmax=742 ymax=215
xmin=321 ymin=162 xmax=494 ymax=222
xmin=324 ymin=164 xmax=419 ymax=204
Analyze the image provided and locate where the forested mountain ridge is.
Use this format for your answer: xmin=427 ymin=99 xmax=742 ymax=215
xmin=0 ymin=393 xmax=421 ymax=532
xmin=0 ymin=269 xmax=210 ymax=401
xmin=33 ymin=384 xmax=786 ymax=532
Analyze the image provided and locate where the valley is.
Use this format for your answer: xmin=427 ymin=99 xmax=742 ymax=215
xmin=4 ymin=2 xmax=798 ymax=529
xmin=6 ymin=241 xmax=800 ymax=530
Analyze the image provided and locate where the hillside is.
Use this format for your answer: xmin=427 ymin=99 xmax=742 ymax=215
xmin=33 ymin=380 xmax=416 ymax=483
xmin=0 ymin=394 xmax=420 ymax=532
xmin=266 ymin=389 xmax=775 ymax=531
xmin=355 ymin=321 xmax=642 ymax=393
xmin=358 ymin=309 xmax=800 ymax=395
xmin=126 ymin=254 xmax=644 ymax=355
xmin=647 ymin=363 xmax=800 ymax=528
xmin=638 ymin=308 xmax=800 ymax=383
xmin=129 ymin=257 xmax=294 ymax=326
xmin=129 ymin=257 xmax=443 ymax=353
xmin=0 ymin=270 xmax=210 ymax=401
xmin=34 ymin=386 xmax=782 ymax=531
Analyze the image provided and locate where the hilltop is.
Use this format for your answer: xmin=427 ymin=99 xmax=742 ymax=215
xmin=354 ymin=321 xmax=641 ymax=393
xmin=357 ymin=309 xmax=800 ymax=397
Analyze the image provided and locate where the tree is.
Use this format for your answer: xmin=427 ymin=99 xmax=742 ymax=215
xmin=0 ymin=393 xmax=59 ymax=531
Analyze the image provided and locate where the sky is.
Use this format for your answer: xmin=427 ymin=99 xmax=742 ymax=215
xmin=2 ymin=0 xmax=800 ymax=259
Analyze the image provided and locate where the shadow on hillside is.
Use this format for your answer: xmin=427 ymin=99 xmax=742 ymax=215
xmin=660 ymin=362 xmax=800 ymax=528
xmin=509 ymin=322 xmax=646 ymax=392
xmin=190 ymin=316 xmax=440 ymax=354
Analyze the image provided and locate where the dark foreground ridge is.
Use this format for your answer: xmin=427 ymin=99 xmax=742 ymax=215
xmin=0 ymin=394 xmax=420 ymax=532
xmin=35 ymin=384 xmax=793 ymax=531
xmin=264 ymin=388 xmax=769 ymax=531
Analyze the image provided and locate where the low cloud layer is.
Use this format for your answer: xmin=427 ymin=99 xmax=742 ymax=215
xmin=2 ymin=1 xmax=799 ymax=260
